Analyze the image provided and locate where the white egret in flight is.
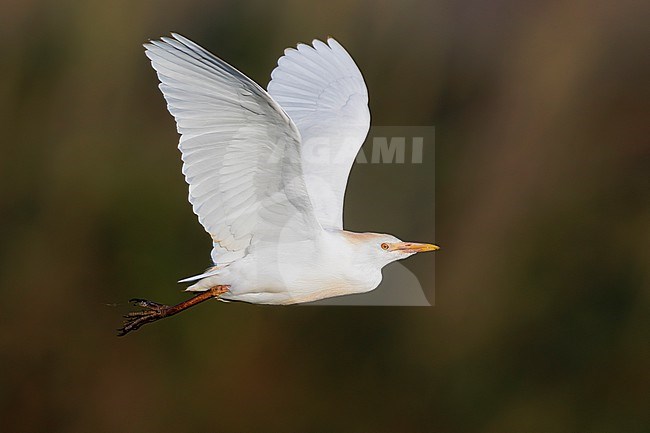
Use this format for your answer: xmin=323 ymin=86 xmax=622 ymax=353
xmin=119 ymin=34 xmax=438 ymax=335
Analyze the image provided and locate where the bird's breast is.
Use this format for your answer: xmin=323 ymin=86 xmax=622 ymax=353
xmin=219 ymin=232 xmax=383 ymax=304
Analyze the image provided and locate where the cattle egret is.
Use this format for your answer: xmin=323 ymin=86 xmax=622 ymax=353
xmin=118 ymin=34 xmax=439 ymax=336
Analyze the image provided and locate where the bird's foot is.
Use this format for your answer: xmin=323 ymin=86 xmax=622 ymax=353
xmin=117 ymin=298 xmax=171 ymax=336
xmin=117 ymin=285 xmax=229 ymax=337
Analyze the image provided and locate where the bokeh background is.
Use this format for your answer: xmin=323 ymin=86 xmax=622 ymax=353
xmin=1 ymin=0 xmax=648 ymax=431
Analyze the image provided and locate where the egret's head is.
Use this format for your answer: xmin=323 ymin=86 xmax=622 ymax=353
xmin=346 ymin=232 xmax=440 ymax=268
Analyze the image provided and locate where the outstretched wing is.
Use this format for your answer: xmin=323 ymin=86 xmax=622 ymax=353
xmin=268 ymin=38 xmax=370 ymax=229
xmin=145 ymin=34 xmax=321 ymax=266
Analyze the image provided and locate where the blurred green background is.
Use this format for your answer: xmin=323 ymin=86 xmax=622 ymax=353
xmin=1 ymin=0 xmax=648 ymax=432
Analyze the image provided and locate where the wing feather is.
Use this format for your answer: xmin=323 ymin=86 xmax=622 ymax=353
xmin=267 ymin=38 xmax=370 ymax=229
xmin=145 ymin=34 xmax=321 ymax=266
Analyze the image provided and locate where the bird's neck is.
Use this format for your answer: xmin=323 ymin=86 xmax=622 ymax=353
xmin=321 ymin=229 xmax=384 ymax=292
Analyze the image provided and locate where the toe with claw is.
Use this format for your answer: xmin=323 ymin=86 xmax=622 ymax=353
xmin=118 ymin=298 xmax=171 ymax=336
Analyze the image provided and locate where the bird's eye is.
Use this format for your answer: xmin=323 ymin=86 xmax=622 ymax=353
xmin=381 ymin=242 xmax=390 ymax=250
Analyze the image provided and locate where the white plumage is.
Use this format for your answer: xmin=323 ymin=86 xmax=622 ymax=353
xmin=144 ymin=34 xmax=438 ymax=305
xmin=268 ymin=38 xmax=370 ymax=229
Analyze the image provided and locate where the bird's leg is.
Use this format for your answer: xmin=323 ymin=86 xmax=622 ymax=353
xmin=117 ymin=285 xmax=229 ymax=336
